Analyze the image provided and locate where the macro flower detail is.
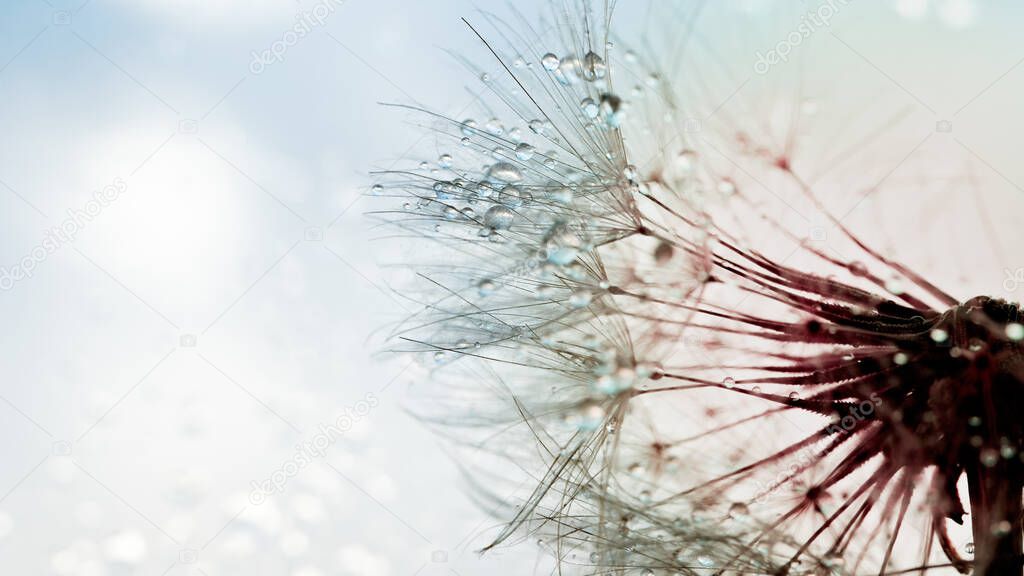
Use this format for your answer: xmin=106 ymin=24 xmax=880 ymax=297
xmin=372 ymin=3 xmax=1019 ymax=574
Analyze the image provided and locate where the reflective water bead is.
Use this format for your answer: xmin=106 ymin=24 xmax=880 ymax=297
xmin=433 ymin=181 xmax=453 ymax=200
xmin=580 ymin=97 xmax=599 ymax=119
xmin=549 ymin=187 xmax=573 ymax=204
xmin=484 ymin=118 xmax=503 ymax=135
xmin=541 ymin=53 xmax=560 ymax=71
xmin=437 ymin=154 xmax=452 ymax=168
xmin=1006 ymin=322 xmax=1024 ymax=341
xmin=575 ymin=402 xmax=605 ymax=431
xmin=477 ymin=279 xmax=495 ymax=296
xmin=483 ymin=205 xmax=515 ymax=230
xmin=568 ymin=289 xmax=592 ymax=308
xmin=514 ymin=143 xmax=534 ymax=161
xmin=486 ymin=162 xmax=523 ymax=183
xmin=582 ymin=51 xmax=607 ymax=80
xmin=543 ymin=224 xmax=583 ymax=265
xmin=498 ymin=186 xmax=523 ymax=208
xmin=728 ymin=502 xmax=749 ymax=517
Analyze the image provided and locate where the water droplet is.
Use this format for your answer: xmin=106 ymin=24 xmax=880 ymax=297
xmin=722 ymin=377 xmax=735 ymax=388
xmin=461 ymin=119 xmax=477 ymax=136
xmin=541 ymin=53 xmax=560 ymax=71
xmin=437 ymin=154 xmax=452 ymax=168
xmin=433 ymin=181 xmax=454 ymax=200
xmin=574 ymin=402 xmax=605 ymax=431
xmin=1001 ymin=444 xmax=1016 ymax=459
xmin=484 ymin=205 xmax=515 ymax=230
xmin=697 ymin=555 xmax=713 ymax=568
xmin=528 ymin=119 xmax=545 ymax=134
xmin=477 ymin=279 xmax=495 ymax=296
xmin=676 ymin=150 xmax=697 ymax=174
xmin=981 ymin=448 xmax=999 ymax=467
xmin=728 ymin=502 xmax=749 ymax=517
xmin=548 ymin=187 xmax=573 ymax=204
xmin=1007 ymin=322 xmax=1024 ymax=341
xmin=370 ymin=184 xmax=383 ymax=195
xmin=893 ymin=352 xmax=909 ymax=365
xmin=993 ymin=520 xmax=1012 ymax=536
xmin=498 ymin=186 xmax=523 ymax=208
xmin=849 ymin=261 xmax=868 ymax=276
xmin=486 ymin=162 xmax=523 ymax=183
xmin=966 ymin=542 xmax=975 ymax=555
xmin=569 ymin=289 xmax=593 ymax=308
xmin=930 ymin=328 xmax=949 ymax=343
xmin=514 ymin=143 xmax=534 ymax=161
xmin=484 ymin=118 xmax=503 ymax=135
xmin=543 ymin=223 xmax=583 ymax=265
xmin=442 ymin=206 xmax=458 ymax=219
xmin=433 ymin=351 xmax=446 ymax=364
xmin=479 ymin=72 xmax=491 ymax=83
xmin=580 ymin=98 xmax=599 ymax=119
xmin=582 ymin=51 xmax=607 ymax=80
xmin=653 ymin=242 xmax=673 ymax=264
xmin=623 ymin=164 xmax=639 ymax=181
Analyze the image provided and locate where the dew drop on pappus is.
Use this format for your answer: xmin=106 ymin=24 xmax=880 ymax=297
xmin=486 ymin=162 xmax=523 ymax=183
xmin=483 ymin=205 xmax=515 ymax=230
xmin=541 ymin=53 xmax=560 ymax=71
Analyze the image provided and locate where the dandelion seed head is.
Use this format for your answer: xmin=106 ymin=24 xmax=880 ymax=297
xmin=372 ymin=2 xmax=1021 ymax=574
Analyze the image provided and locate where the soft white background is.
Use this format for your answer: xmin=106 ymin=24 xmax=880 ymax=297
xmin=1 ymin=0 xmax=1021 ymax=574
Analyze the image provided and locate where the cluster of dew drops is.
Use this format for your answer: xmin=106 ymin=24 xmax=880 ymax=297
xmin=372 ymin=45 xmax=735 ymax=445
